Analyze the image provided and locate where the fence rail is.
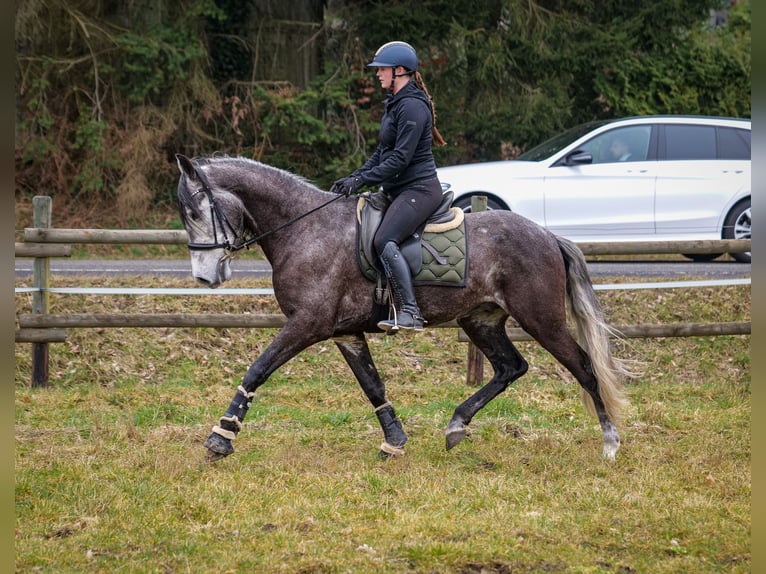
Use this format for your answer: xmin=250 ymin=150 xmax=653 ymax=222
xmin=17 ymin=313 xmax=750 ymax=340
xmin=15 ymin=196 xmax=751 ymax=387
xmin=21 ymin=227 xmax=753 ymax=255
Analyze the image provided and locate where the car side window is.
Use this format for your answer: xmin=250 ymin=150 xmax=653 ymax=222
xmin=581 ymin=126 xmax=651 ymax=164
xmin=717 ymin=127 xmax=750 ymax=159
xmin=665 ymin=125 xmax=716 ymax=160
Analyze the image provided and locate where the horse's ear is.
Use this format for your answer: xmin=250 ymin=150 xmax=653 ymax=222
xmin=175 ymin=153 xmax=198 ymax=180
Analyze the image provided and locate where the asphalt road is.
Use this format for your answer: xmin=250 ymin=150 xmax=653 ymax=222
xmin=14 ymin=257 xmax=751 ymax=280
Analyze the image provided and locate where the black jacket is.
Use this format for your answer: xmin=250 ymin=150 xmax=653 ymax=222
xmin=355 ymin=82 xmax=437 ymax=194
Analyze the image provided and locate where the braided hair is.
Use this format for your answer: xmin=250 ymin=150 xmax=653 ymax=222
xmin=413 ymin=71 xmax=447 ymax=147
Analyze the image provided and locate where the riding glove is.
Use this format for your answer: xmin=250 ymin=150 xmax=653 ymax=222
xmin=330 ymin=176 xmax=364 ymax=197
xmin=329 ymin=178 xmax=347 ymax=196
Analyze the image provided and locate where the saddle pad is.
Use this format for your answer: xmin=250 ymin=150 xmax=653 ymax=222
xmin=356 ymin=204 xmax=468 ymax=287
xmin=415 ymin=222 xmax=468 ymax=286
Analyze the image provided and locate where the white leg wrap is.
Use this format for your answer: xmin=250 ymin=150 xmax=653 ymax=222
xmin=212 ymin=425 xmax=237 ymax=441
xmin=374 ymin=401 xmax=392 ymax=413
xmin=380 ymin=442 xmax=405 ymax=457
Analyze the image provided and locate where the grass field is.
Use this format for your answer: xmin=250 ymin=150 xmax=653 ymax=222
xmin=15 ymin=275 xmax=750 ymax=573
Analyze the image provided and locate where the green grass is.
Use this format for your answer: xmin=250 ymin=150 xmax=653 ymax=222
xmin=15 ymin=275 xmax=750 ymax=573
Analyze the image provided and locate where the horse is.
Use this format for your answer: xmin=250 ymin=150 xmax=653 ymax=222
xmin=174 ymin=153 xmax=630 ymax=462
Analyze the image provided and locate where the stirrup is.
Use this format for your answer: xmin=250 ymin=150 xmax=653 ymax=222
xmin=377 ymin=307 xmax=425 ymax=333
xmin=377 ymin=306 xmax=400 ymax=333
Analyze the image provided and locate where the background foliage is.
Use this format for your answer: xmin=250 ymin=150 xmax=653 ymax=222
xmin=14 ymin=0 xmax=751 ymax=226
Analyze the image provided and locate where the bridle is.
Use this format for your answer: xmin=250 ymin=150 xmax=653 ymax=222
xmin=186 ymin=184 xmax=242 ymax=252
xmin=186 ymin=182 xmax=345 ymax=254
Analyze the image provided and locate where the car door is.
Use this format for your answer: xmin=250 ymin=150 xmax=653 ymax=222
xmin=654 ymin=123 xmax=750 ymax=239
xmin=541 ymin=125 xmax=657 ymax=240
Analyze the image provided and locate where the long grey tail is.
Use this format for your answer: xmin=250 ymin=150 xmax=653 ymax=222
xmin=556 ymin=236 xmax=631 ymax=422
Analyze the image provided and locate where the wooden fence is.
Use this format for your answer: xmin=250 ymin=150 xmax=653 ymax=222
xmin=15 ymin=196 xmax=751 ymax=387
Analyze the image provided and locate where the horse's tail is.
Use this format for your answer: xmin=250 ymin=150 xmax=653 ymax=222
xmin=556 ymin=236 xmax=631 ymax=423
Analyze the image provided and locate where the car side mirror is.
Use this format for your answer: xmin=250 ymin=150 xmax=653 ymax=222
xmin=564 ymin=150 xmax=593 ymax=166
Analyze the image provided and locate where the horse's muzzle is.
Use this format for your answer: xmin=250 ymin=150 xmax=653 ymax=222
xmin=190 ymin=252 xmax=232 ymax=288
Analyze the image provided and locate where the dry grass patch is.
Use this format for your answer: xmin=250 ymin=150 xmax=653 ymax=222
xmin=15 ymin=275 xmax=749 ymax=572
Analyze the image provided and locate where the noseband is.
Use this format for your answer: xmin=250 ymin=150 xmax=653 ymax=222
xmin=186 ymin=184 xmax=246 ymax=253
xmin=186 ymin=182 xmax=345 ymax=254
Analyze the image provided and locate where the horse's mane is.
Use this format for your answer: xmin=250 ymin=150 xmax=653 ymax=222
xmin=177 ymin=155 xmax=323 ymax=231
xmin=195 ymin=155 xmax=322 ymax=194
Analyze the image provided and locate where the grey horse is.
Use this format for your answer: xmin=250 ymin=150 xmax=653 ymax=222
xmin=175 ymin=154 xmax=630 ymax=462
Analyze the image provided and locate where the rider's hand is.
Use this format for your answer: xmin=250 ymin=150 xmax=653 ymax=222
xmin=330 ymin=176 xmax=364 ymax=197
xmin=329 ymin=178 xmax=349 ymax=196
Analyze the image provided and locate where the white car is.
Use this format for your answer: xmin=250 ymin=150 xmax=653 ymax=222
xmin=437 ymin=115 xmax=751 ymax=262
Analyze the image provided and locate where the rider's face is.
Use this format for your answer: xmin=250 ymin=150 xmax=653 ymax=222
xmin=374 ymin=67 xmax=394 ymax=88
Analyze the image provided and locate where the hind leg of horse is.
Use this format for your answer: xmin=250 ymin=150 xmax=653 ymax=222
xmin=446 ymin=311 xmax=528 ymax=450
xmin=204 ymin=323 xmax=323 ymax=461
xmin=569 ymin=344 xmax=621 ymax=460
xmin=334 ymin=334 xmax=408 ymax=458
xmin=524 ymin=326 xmax=621 ymax=460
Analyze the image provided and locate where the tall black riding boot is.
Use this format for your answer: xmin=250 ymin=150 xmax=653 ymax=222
xmin=377 ymin=241 xmax=425 ymax=332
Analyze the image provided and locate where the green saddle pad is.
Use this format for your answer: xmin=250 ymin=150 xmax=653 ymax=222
xmin=415 ymin=223 xmax=468 ymax=285
xmin=357 ymin=204 xmax=468 ymax=287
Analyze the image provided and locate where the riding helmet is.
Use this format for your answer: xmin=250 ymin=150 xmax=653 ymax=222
xmin=367 ymin=41 xmax=419 ymax=72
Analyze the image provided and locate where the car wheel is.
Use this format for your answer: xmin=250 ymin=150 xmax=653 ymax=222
xmin=452 ymin=195 xmax=506 ymax=213
xmin=723 ymin=198 xmax=751 ymax=263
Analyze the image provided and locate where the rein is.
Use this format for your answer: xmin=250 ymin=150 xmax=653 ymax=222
xmin=187 ymin=184 xmax=345 ymax=253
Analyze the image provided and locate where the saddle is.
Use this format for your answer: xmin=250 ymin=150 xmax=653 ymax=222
xmin=355 ymin=190 xmax=468 ymax=287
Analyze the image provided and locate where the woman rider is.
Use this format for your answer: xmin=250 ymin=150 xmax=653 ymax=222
xmin=331 ymin=41 xmax=447 ymax=332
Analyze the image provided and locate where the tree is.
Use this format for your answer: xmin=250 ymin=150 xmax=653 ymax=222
xmin=342 ymin=0 xmax=749 ymax=163
xmin=14 ymin=0 xmax=750 ymax=225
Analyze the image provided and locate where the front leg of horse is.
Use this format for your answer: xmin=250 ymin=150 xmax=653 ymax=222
xmin=203 ymin=383 xmax=255 ymax=461
xmin=203 ymin=327 xmax=317 ymax=462
xmin=334 ymin=334 xmax=407 ymax=459
xmin=204 ymin=355 xmax=278 ymax=461
xmin=374 ymin=403 xmax=408 ymax=458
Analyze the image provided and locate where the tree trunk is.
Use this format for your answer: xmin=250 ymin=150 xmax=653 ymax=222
xmin=249 ymin=0 xmax=325 ymax=88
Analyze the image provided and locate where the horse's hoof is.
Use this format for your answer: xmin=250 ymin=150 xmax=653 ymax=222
xmin=205 ymin=449 xmax=229 ymax=463
xmin=203 ymin=432 xmax=234 ymax=462
xmin=602 ymin=443 xmax=619 ymax=461
xmin=602 ymin=427 xmax=620 ymax=461
xmin=445 ymin=423 xmax=467 ymax=450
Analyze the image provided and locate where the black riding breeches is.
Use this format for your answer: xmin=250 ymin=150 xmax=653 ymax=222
xmin=373 ymin=177 xmax=443 ymax=256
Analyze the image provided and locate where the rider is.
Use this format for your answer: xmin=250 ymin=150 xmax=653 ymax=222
xmin=331 ymin=41 xmax=447 ymax=332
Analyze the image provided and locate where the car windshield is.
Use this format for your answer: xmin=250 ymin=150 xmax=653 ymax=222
xmin=517 ymin=120 xmax=611 ymax=161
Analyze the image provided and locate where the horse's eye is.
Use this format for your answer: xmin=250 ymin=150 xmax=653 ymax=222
xmin=185 ymin=208 xmax=199 ymax=222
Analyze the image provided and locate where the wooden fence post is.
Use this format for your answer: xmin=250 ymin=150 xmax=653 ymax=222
xmin=31 ymin=196 xmax=51 ymax=387
xmin=466 ymin=196 xmax=488 ymax=386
